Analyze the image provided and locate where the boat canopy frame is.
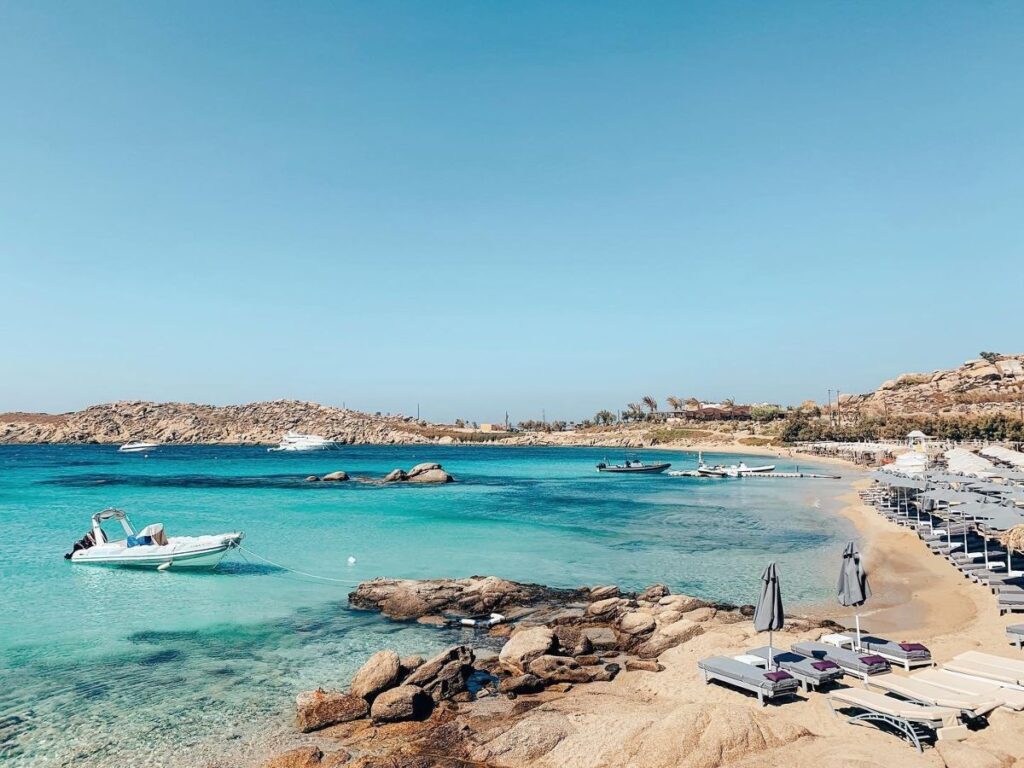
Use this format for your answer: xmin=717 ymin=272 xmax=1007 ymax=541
xmin=91 ymin=508 xmax=136 ymax=542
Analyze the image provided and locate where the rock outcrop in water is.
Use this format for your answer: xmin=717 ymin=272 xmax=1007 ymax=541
xmin=348 ymin=576 xmax=585 ymax=621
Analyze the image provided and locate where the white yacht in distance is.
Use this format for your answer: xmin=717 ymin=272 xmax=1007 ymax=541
xmin=268 ymin=431 xmax=338 ymax=452
xmin=119 ymin=441 xmax=160 ymax=453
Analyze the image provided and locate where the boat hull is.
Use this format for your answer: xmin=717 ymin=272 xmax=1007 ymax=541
xmin=70 ymin=535 xmax=242 ymax=570
xmin=597 ymin=463 xmax=671 ymax=474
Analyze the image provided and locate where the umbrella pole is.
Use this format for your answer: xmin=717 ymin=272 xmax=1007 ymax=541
xmin=855 ymin=613 xmax=861 ymax=649
xmin=768 ymin=630 xmax=774 ymax=671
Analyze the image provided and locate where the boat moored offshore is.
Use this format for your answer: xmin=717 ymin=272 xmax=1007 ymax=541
xmin=119 ymin=440 xmax=160 ymax=453
xmin=268 ymin=431 xmax=338 ymax=452
xmin=596 ymin=459 xmax=671 ymax=474
xmin=65 ymin=508 xmax=243 ymax=570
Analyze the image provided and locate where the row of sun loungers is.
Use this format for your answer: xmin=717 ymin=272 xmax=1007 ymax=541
xmin=859 ymin=484 xmax=1024 ymax=617
xmin=698 ymin=644 xmax=1024 ymax=751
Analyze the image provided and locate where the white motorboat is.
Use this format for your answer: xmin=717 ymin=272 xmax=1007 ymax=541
xmin=65 ymin=508 xmax=243 ymax=570
xmin=268 ymin=431 xmax=338 ymax=452
xmin=596 ymin=460 xmax=671 ymax=474
xmin=119 ymin=440 xmax=160 ymax=453
xmin=695 ymin=452 xmax=775 ymax=477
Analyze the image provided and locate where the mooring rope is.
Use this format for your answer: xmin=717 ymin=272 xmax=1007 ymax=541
xmin=235 ymin=544 xmax=363 ymax=585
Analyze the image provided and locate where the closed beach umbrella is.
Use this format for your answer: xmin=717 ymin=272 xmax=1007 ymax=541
xmin=754 ymin=562 xmax=784 ymax=669
xmin=837 ymin=542 xmax=871 ymax=648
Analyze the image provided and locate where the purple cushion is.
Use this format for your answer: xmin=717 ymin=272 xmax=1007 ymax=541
xmin=811 ymin=660 xmax=839 ymax=671
xmin=898 ymin=642 xmax=929 ymax=653
xmin=859 ymin=654 xmax=887 ymax=666
xmin=764 ymin=670 xmax=793 ymax=682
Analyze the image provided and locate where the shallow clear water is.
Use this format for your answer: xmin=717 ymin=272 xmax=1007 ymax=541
xmin=0 ymin=444 xmax=853 ymax=766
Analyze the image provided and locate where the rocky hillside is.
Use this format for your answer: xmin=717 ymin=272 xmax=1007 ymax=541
xmin=0 ymin=400 xmax=432 ymax=445
xmin=839 ymin=354 xmax=1024 ymax=417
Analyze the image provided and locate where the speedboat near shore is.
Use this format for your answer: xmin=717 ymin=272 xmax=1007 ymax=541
xmin=119 ymin=440 xmax=160 ymax=453
xmin=268 ymin=431 xmax=338 ymax=452
xmin=699 ymin=461 xmax=777 ymax=477
xmin=596 ymin=460 xmax=671 ymax=474
xmin=65 ymin=508 xmax=243 ymax=570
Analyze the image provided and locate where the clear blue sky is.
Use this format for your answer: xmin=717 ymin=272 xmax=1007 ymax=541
xmin=1 ymin=2 xmax=1022 ymax=422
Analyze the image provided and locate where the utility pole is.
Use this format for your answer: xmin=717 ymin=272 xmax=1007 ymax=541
xmin=836 ymin=390 xmax=842 ymax=427
xmin=827 ymin=389 xmax=833 ymax=426
xmin=542 ymin=408 xmax=546 ymax=426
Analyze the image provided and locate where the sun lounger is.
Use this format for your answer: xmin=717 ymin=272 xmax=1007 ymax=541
xmin=944 ymin=657 xmax=1024 ymax=689
xmin=746 ymin=646 xmax=844 ymax=691
xmin=791 ymin=641 xmax=891 ymax=681
xmin=867 ymin=674 xmax=1000 ymax=719
xmin=858 ymin=636 xmax=933 ymax=671
xmin=697 ymin=655 xmax=800 ymax=705
xmin=828 ymin=688 xmax=965 ymax=752
xmin=1008 ymin=624 xmax=1024 ymax=649
xmin=955 ymin=651 xmax=1024 ymax=676
xmin=914 ymin=668 xmax=1024 ymax=711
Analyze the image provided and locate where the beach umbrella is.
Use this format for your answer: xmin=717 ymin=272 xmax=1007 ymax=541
xmin=837 ymin=542 xmax=871 ymax=649
xmin=754 ymin=562 xmax=784 ymax=669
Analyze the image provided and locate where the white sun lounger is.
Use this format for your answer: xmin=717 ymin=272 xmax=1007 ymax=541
xmin=914 ymin=668 xmax=1024 ymax=711
xmin=1008 ymin=624 xmax=1024 ymax=649
xmin=867 ymin=674 xmax=1001 ymax=719
xmin=828 ymin=688 xmax=965 ymax=752
xmin=954 ymin=651 xmax=1024 ymax=674
xmin=697 ymin=655 xmax=800 ymax=706
xmin=943 ymin=656 xmax=1024 ymax=690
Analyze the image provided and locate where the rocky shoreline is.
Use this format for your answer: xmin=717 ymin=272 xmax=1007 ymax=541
xmin=261 ymin=576 xmax=838 ymax=768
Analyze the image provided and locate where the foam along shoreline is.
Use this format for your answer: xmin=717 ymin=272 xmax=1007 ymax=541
xmin=258 ymin=472 xmax=1024 ymax=768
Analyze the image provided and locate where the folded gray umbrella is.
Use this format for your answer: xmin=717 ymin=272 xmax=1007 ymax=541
xmin=754 ymin=562 xmax=784 ymax=668
xmin=837 ymin=542 xmax=871 ymax=647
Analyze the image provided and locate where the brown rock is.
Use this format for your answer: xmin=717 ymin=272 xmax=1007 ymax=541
xmin=400 ymin=654 xmax=424 ymax=674
xmin=321 ymin=471 xmax=349 ymax=482
xmin=405 ymin=468 xmax=453 ymax=484
xmin=575 ymin=654 xmax=601 ymax=666
xmin=404 ymin=645 xmax=474 ymax=701
xmin=586 ymin=597 xmax=628 ymax=618
xmin=552 ymin=625 xmax=592 ymax=656
xmin=625 ymin=659 xmax=664 ymax=672
xmin=581 ymin=626 xmax=617 ymax=651
xmin=349 ymin=650 xmax=401 ymax=701
xmin=305 ymin=475 xmax=320 ymax=482
xmin=498 ymin=673 xmax=544 ymax=695
xmin=618 ymin=611 xmax=656 ymax=635
xmin=638 ymin=584 xmax=670 ymax=602
xmin=370 ymin=685 xmax=433 ymax=723
xmin=634 ymin=618 xmax=704 ymax=658
xmin=527 ymin=654 xmax=594 ymax=684
xmin=383 ymin=469 xmax=407 ymax=482
xmin=587 ymin=585 xmax=620 ymax=601
xmin=261 ymin=746 xmax=324 ymax=768
xmin=499 ymin=627 xmax=556 ymax=674
xmin=296 ymin=689 xmax=369 ymax=733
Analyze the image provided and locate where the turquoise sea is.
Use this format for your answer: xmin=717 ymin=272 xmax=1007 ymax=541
xmin=0 ymin=445 xmax=854 ymax=767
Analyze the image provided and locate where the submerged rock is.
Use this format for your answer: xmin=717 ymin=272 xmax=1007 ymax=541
xmin=295 ymin=689 xmax=369 ymax=733
xmin=321 ymin=471 xmax=349 ymax=482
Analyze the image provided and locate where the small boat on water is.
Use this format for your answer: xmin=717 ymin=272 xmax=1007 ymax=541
xmin=119 ymin=440 xmax=160 ymax=453
xmin=65 ymin=508 xmax=243 ymax=569
xmin=596 ymin=460 xmax=671 ymax=474
xmin=268 ymin=431 xmax=338 ymax=452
